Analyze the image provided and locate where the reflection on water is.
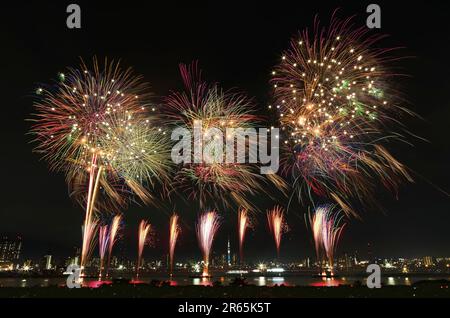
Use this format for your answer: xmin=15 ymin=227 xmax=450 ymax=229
xmin=272 ymin=277 xmax=285 ymax=283
xmin=192 ymin=278 xmax=213 ymax=286
xmin=83 ymin=280 xmax=112 ymax=288
xmin=387 ymin=277 xmax=396 ymax=285
xmin=310 ymin=278 xmax=342 ymax=287
xmin=256 ymin=276 xmax=266 ymax=286
xmin=0 ymin=275 xmax=448 ymax=288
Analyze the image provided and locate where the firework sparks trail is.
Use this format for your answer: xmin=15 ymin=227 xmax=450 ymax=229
xmin=98 ymin=225 xmax=109 ymax=279
xmin=309 ymin=205 xmax=346 ymax=273
xmin=271 ymin=14 xmax=413 ymax=216
xmin=169 ymin=214 xmax=180 ymax=276
xmin=136 ymin=220 xmax=152 ymax=278
xmin=196 ymin=211 xmax=220 ymax=277
xmin=267 ymin=206 xmax=285 ymax=258
xmin=237 ymin=208 xmax=249 ymax=263
xmin=106 ymin=214 xmax=122 ymax=277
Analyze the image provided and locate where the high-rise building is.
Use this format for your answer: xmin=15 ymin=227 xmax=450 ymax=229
xmin=44 ymin=255 xmax=52 ymax=270
xmin=423 ymin=256 xmax=434 ymax=267
xmin=344 ymin=253 xmax=352 ymax=270
xmin=353 ymin=250 xmax=359 ymax=265
xmin=65 ymin=256 xmax=79 ymax=267
xmin=232 ymin=253 xmax=237 ymax=266
xmin=110 ymin=256 xmax=118 ymax=268
xmin=0 ymin=235 xmax=22 ymax=263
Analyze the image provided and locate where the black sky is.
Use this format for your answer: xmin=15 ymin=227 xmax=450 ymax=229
xmin=0 ymin=1 xmax=449 ymax=261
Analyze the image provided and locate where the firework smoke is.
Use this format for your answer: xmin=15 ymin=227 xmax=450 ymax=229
xmin=196 ymin=211 xmax=220 ymax=277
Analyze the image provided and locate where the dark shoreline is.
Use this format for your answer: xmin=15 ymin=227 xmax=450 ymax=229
xmin=0 ymin=281 xmax=449 ymax=298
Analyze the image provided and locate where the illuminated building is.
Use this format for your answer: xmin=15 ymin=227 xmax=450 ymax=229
xmin=44 ymin=255 xmax=52 ymax=270
xmin=0 ymin=235 xmax=22 ymax=263
xmin=423 ymin=256 xmax=434 ymax=267
xmin=232 ymin=253 xmax=238 ymax=266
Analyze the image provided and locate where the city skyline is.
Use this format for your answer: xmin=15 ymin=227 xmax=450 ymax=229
xmin=2 ymin=234 xmax=447 ymax=277
xmin=2 ymin=228 xmax=449 ymax=264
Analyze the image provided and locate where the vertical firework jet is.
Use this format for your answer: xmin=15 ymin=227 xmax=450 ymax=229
xmin=267 ymin=206 xmax=285 ymax=258
xmin=237 ymin=208 xmax=249 ymax=263
xmin=311 ymin=210 xmax=323 ymax=262
xmin=136 ymin=220 xmax=152 ymax=278
xmin=196 ymin=211 xmax=221 ymax=277
xmin=169 ymin=213 xmax=180 ymax=276
xmin=81 ymin=158 xmax=102 ymax=272
xmin=309 ymin=205 xmax=346 ymax=274
xmin=80 ymin=217 xmax=98 ymax=276
xmin=98 ymin=225 xmax=109 ymax=279
xmin=106 ymin=214 xmax=122 ymax=277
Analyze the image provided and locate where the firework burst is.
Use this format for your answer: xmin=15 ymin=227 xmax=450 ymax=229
xmin=309 ymin=205 xmax=346 ymax=273
xmin=271 ymin=15 xmax=413 ymax=216
xmin=136 ymin=220 xmax=152 ymax=278
xmin=165 ymin=62 xmax=266 ymax=210
xmin=169 ymin=213 xmax=180 ymax=275
xmin=267 ymin=206 xmax=286 ymax=258
xmin=99 ymin=110 xmax=172 ymax=204
xmin=31 ymin=58 xmax=149 ymax=192
xmin=196 ymin=211 xmax=220 ymax=277
xmin=30 ymin=58 xmax=170 ymax=272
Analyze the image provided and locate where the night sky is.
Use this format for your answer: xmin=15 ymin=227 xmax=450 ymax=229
xmin=1 ymin=1 xmax=449 ymax=262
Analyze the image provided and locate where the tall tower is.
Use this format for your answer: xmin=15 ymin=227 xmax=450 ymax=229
xmin=227 ymin=237 xmax=231 ymax=267
xmin=367 ymin=242 xmax=373 ymax=263
xmin=44 ymin=255 xmax=52 ymax=270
